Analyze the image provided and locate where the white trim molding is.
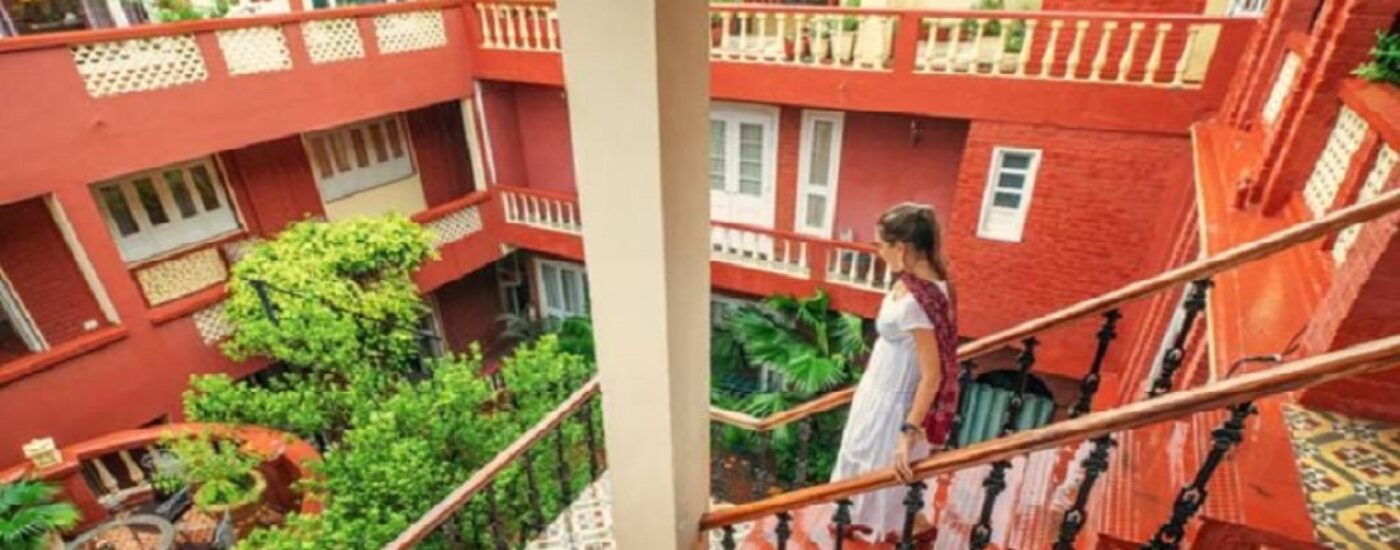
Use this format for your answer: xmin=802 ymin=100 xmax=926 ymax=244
xmin=976 ymin=146 xmax=1042 ymax=243
xmin=795 ymin=110 xmax=845 ymax=238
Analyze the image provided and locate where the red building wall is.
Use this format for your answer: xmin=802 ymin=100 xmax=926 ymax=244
xmin=830 ymin=114 xmax=969 ymax=241
xmin=221 ymin=137 xmax=326 ymax=236
xmin=409 ymin=101 xmax=478 ymax=207
xmin=1043 ymin=0 xmax=1205 ymax=11
xmin=0 ymin=198 xmax=108 ymax=345
xmin=433 ymin=266 xmax=506 ymax=357
xmin=478 ymin=82 xmax=578 ymax=191
xmin=947 ymin=121 xmax=1195 ymax=374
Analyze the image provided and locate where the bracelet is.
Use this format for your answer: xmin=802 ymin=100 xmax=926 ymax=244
xmin=900 ymin=422 xmax=924 ymax=435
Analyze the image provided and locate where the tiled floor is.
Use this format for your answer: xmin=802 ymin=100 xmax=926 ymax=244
xmin=525 ymin=472 xmax=755 ymax=549
xmin=1284 ymin=406 xmax=1400 ymax=549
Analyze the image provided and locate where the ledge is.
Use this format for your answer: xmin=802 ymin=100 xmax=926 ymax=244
xmin=148 ymin=284 xmax=230 ymax=326
xmin=0 ymin=326 xmax=129 ymax=388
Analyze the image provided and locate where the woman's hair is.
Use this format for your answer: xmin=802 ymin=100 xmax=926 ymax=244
xmin=878 ymin=202 xmax=950 ymax=281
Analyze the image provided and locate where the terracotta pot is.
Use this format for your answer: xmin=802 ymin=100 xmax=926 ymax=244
xmin=198 ymin=471 xmax=266 ymax=537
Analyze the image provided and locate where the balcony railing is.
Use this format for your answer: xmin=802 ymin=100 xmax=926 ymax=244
xmin=470 ymin=1 xmax=1248 ymax=90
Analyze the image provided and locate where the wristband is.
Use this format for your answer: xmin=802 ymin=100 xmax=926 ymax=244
xmin=900 ymin=422 xmax=924 ymax=435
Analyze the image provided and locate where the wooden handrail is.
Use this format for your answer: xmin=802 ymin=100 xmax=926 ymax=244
xmin=383 ymin=377 xmax=601 ymax=550
xmin=709 ymin=187 xmax=1400 ymax=432
xmin=701 ymin=333 xmax=1400 ymax=529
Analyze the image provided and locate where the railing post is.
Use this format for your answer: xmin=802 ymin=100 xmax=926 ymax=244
xmin=948 ymin=360 xmax=977 ymax=449
xmin=892 ymin=12 xmax=921 ymax=75
xmin=1149 ymin=279 xmax=1212 ymax=397
xmin=775 ymin=511 xmax=793 ymax=550
xmin=1053 ymin=435 xmax=1116 ymax=550
xmin=1071 ymin=309 xmax=1122 ymax=418
xmin=971 ymin=337 xmax=1037 ymax=550
xmin=1001 ymin=337 xmax=1039 ymax=435
xmin=832 ymin=498 xmax=853 ymax=550
xmin=896 ymin=481 xmax=928 ymax=550
xmin=1143 ymin=402 xmax=1256 ymax=550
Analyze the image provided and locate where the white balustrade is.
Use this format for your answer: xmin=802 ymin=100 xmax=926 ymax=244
xmin=825 ymin=245 xmax=893 ymax=292
xmin=501 ymin=190 xmax=581 ymax=234
xmin=709 ymin=226 xmax=810 ymax=277
xmin=913 ymin=15 xmax=1220 ymax=88
xmin=1226 ymin=0 xmax=1268 ymax=16
xmin=477 ymin=3 xmax=561 ymax=51
xmin=709 ymin=9 xmax=896 ymax=71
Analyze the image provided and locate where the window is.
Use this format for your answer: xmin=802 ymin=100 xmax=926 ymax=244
xmin=536 ymin=259 xmax=588 ymax=320
xmin=94 ymin=158 xmax=241 ymax=262
xmin=304 ymin=116 xmax=415 ymax=202
xmin=709 ymin=104 xmax=778 ymax=227
xmin=0 ymin=270 xmax=44 ymax=361
xmin=796 ymin=111 xmax=845 ymax=237
xmin=977 ymin=147 xmax=1041 ymax=242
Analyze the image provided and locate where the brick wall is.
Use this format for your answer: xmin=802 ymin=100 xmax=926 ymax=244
xmin=0 ymin=198 xmax=108 ymax=346
xmin=220 ymin=137 xmax=325 ymax=235
xmin=829 ymin=113 xmax=967 ymax=241
xmin=947 ymin=121 xmax=1195 ymax=373
xmin=433 ymin=265 xmax=505 ymax=356
xmin=408 ymin=101 xmax=477 ymax=207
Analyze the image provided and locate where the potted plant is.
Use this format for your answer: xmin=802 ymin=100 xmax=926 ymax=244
xmin=0 ymin=480 xmax=81 ymax=550
xmin=153 ymin=430 xmax=267 ymax=536
xmin=833 ymin=0 xmax=861 ymax=64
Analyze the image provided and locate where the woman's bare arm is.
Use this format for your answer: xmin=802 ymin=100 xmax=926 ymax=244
xmin=905 ymin=328 xmax=943 ymax=430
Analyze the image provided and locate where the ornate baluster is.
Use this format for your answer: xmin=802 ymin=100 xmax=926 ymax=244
xmin=775 ymin=511 xmax=793 ymax=550
xmin=896 ymin=482 xmax=928 ymax=550
xmin=477 ymin=5 xmax=494 ymax=48
xmin=1065 ymin=20 xmax=1089 ymax=79
xmin=119 ymin=450 xmax=145 ymax=483
xmin=1144 ymin=23 xmax=1172 ymax=85
xmin=738 ymin=12 xmax=751 ymax=59
xmin=1143 ymin=403 xmax=1256 ymax=550
xmin=521 ymin=446 xmax=544 ymax=534
xmin=795 ymin=418 xmax=812 ymax=487
xmin=719 ymin=11 xmax=733 ymax=57
xmin=1040 ymin=20 xmax=1063 ymax=78
xmin=501 ymin=5 xmax=516 ymax=49
xmin=793 ymin=13 xmax=809 ymax=63
xmin=90 ymin=458 xmax=120 ymax=494
xmin=1090 ymin=21 xmax=1117 ymax=81
xmin=969 ymin=459 xmax=1009 ymax=550
xmin=1016 ymin=19 xmax=1036 ymax=76
xmin=993 ymin=18 xmax=1012 ymax=75
xmin=1001 ymin=337 xmax=1039 ymax=435
xmin=1172 ymin=24 xmax=1202 ymax=87
xmin=948 ymin=360 xmax=977 ymax=449
xmin=832 ymin=498 xmax=854 ymax=550
xmin=582 ymin=396 xmax=601 ymax=482
xmin=486 ymin=482 xmax=505 ymax=550
xmin=1118 ymin=22 xmax=1144 ymax=83
xmin=756 ymin=13 xmax=770 ymax=61
xmin=797 ymin=242 xmax=809 ymax=273
xmin=1053 ymin=435 xmax=1116 ymax=550
xmin=489 ymin=4 xmax=505 ymax=49
xmin=553 ymin=392 xmax=572 ymax=511
xmin=720 ymin=525 xmax=738 ymax=550
xmin=832 ymin=13 xmax=847 ymax=66
xmin=514 ymin=6 xmax=532 ymax=50
xmin=943 ymin=19 xmax=961 ymax=72
xmin=1148 ymin=279 xmax=1212 ymax=397
xmin=775 ymin=13 xmax=788 ymax=62
xmin=545 ymin=8 xmax=559 ymax=51
xmin=1070 ymin=309 xmax=1122 ymax=418
xmin=920 ymin=17 xmax=938 ymax=71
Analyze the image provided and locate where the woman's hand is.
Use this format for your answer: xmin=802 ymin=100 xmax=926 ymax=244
xmin=893 ymin=432 xmax=916 ymax=482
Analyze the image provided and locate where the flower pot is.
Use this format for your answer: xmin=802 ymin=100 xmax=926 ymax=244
xmin=833 ymin=34 xmax=855 ymax=64
xmin=812 ymin=35 xmax=830 ymax=62
xmin=198 ymin=471 xmax=266 ymax=538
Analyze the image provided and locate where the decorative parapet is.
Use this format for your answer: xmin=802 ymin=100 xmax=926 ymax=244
xmin=134 ymin=247 xmax=229 ymax=307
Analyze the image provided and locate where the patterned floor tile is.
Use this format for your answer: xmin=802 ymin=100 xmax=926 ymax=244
xmin=524 ymin=471 xmax=754 ymax=549
xmin=1283 ymin=406 xmax=1400 ymax=549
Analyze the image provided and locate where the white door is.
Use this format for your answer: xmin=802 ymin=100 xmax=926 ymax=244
xmin=709 ymin=105 xmax=778 ymax=228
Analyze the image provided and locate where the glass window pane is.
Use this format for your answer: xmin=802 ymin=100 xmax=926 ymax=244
xmin=98 ymin=186 xmax=140 ymax=236
xmin=133 ymin=178 xmax=169 ymax=226
xmin=190 ymin=165 xmax=222 ymax=212
xmin=992 ymin=191 xmax=1022 ymax=209
xmin=739 ymin=123 xmax=764 ymax=196
xmin=561 ymin=271 xmax=581 ymax=315
xmin=997 ymin=172 xmax=1026 ymax=190
xmin=163 ymin=170 xmax=198 ymax=219
xmin=804 ymin=194 xmax=828 ymax=229
xmin=739 ymin=165 xmax=762 ymax=196
xmin=310 ymin=137 xmax=334 ymax=178
xmin=368 ymin=124 xmax=390 ymax=163
xmin=329 ymin=134 xmax=351 ymax=173
xmin=709 ymin=120 xmax=726 ymax=191
xmin=1000 ymin=152 xmax=1032 ymax=170
xmin=809 ymin=120 xmax=833 ymax=187
xmin=385 ymin=119 xmax=406 ymax=158
xmin=542 ymin=265 xmax=562 ymax=314
xmin=349 ymin=128 xmax=371 ymax=168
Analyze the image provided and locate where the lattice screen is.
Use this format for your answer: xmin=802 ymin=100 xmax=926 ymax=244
xmin=217 ymin=26 xmax=292 ymax=76
xmin=303 ymin=18 xmax=365 ymax=64
xmin=135 ymin=248 xmax=229 ymax=306
xmin=374 ymin=10 xmax=447 ymax=54
xmin=193 ymin=301 xmax=235 ymax=345
xmin=1332 ymin=145 xmax=1397 ymax=265
xmin=1303 ymin=107 xmax=1368 ymax=218
xmin=71 ymin=35 xmax=208 ymax=98
xmin=1261 ymin=52 xmax=1299 ymax=125
xmin=426 ymin=206 xmax=483 ymax=247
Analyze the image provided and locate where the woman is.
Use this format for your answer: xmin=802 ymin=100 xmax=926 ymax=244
xmin=828 ymin=203 xmax=960 ymax=545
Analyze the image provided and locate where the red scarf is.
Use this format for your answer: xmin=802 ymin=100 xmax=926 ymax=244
xmin=901 ymin=273 xmax=961 ymax=448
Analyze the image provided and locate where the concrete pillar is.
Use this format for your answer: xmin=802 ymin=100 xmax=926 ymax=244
xmin=555 ymin=1 xmax=711 ymax=549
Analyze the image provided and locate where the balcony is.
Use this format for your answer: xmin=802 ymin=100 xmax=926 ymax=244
xmin=0 ymin=0 xmax=473 ymax=203
xmin=468 ymin=1 xmax=1256 ymax=134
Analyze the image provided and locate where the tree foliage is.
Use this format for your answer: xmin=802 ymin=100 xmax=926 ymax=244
xmin=0 ymin=481 xmax=81 ymax=550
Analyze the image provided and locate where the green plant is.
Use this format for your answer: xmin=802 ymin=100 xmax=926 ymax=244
xmin=0 ymin=480 xmax=81 ymax=550
xmin=840 ymin=0 xmax=861 ymax=33
xmin=153 ymin=0 xmax=227 ymax=21
xmin=1354 ymin=31 xmax=1400 ymax=85
xmin=157 ymin=430 xmax=266 ymax=510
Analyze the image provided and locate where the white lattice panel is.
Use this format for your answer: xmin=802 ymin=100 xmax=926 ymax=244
xmin=303 ymin=18 xmax=365 ymax=64
xmin=71 ymin=35 xmax=208 ymax=98
xmin=426 ymin=206 xmax=483 ymax=247
xmin=193 ymin=301 xmax=235 ymax=345
xmin=1303 ymin=107 xmax=1368 ymax=218
xmin=135 ymin=248 xmax=228 ymax=306
xmin=1332 ymin=146 xmax=1397 ymax=265
xmin=216 ymin=26 xmax=292 ymax=76
xmin=1261 ymin=52 xmax=1299 ymax=125
xmin=374 ymin=10 xmax=447 ymax=54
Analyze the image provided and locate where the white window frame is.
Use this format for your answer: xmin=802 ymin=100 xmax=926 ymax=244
xmin=303 ymin=115 xmax=417 ymax=203
xmin=976 ymin=147 xmax=1042 ymax=243
xmin=709 ymin=102 xmax=780 ymax=226
xmin=93 ymin=157 xmax=244 ymax=263
xmin=534 ymin=259 xmax=589 ymax=321
xmin=0 ymin=268 xmax=47 ymax=353
xmin=795 ymin=110 xmax=845 ymax=238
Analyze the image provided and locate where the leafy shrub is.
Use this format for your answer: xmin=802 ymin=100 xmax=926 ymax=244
xmin=1354 ymin=31 xmax=1400 ymax=85
xmin=0 ymin=481 xmax=80 ymax=550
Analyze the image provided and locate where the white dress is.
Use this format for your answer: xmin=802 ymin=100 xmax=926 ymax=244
xmin=828 ymin=284 xmax=944 ymax=539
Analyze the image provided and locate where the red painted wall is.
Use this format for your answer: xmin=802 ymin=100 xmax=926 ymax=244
xmin=409 ymin=101 xmax=477 ymax=207
xmin=831 ymin=114 xmax=968 ymax=241
xmin=1043 ymin=0 xmax=1205 ymax=12
xmin=220 ymin=137 xmax=325 ymax=236
xmin=432 ymin=265 xmax=505 ymax=356
xmin=479 ymin=81 xmax=528 ymax=187
xmin=946 ymin=121 xmax=1195 ymax=374
xmin=513 ymin=85 xmax=576 ymax=192
xmin=0 ymin=198 xmax=108 ymax=345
